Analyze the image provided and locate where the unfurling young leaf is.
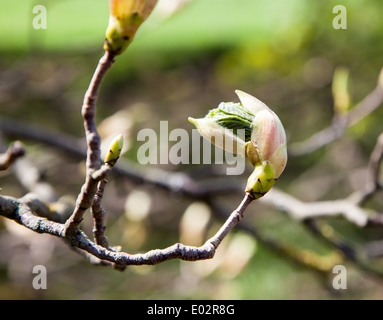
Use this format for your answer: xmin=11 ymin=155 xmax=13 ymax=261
xmin=189 ymin=90 xmax=288 ymax=199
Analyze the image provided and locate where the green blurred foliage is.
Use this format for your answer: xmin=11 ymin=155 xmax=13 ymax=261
xmin=0 ymin=0 xmax=382 ymax=300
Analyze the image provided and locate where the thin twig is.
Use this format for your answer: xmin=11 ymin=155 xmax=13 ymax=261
xmin=64 ymin=51 xmax=116 ymax=236
xmin=289 ymin=72 xmax=383 ymax=156
xmin=260 ymin=188 xmax=369 ymax=227
xmin=209 ymin=198 xmax=340 ymax=273
xmin=0 ymin=193 xmax=255 ymax=266
xmin=352 ymin=132 xmax=383 ymax=205
xmin=0 ymin=141 xmax=25 ymax=171
xmin=91 ymin=178 xmax=109 ymax=247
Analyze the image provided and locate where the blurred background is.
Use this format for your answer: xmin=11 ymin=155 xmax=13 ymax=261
xmin=0 ymin=0 xmax=383 ymax=299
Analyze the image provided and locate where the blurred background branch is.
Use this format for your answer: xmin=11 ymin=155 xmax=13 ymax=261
xmin=289 ymin=69 xmax=383 ymax=157
xmin=0 ymin=141 xmax=25 ymax=171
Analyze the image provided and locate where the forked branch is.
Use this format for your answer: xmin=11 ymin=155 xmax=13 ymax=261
xmin=0 ymin=193 xmax=254 ymax=266
xmin=64 ymin=51 xmax=116 ymax=236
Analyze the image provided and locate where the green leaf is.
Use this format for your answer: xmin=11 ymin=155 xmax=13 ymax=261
xmin=206 ymin=102 xmax=254 ymax=142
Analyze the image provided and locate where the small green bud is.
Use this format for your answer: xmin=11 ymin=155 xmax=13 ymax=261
xmin=245 ymin=161 xmax=276 ymax=199
xmin=104 ymin=134 xmax=124 ymax=166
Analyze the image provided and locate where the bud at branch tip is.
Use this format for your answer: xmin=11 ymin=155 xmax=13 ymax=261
xmin=189 ymin=90 xmax=288 ymax=199
xmin=104 ymin=134 xmax=124 ymax=166
xmin=104 ymin=0 xmax=158 ymax=55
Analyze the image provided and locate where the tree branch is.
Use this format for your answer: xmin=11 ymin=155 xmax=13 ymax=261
xmin=289 ymin=70 xmax=383 ymax=156
xmin=352 ymin=132 xmax=383 ymax=205
xmin=0 ymin=141 xmax=25 ymax=171
xmin=260 ymin=188 xmax=369 ymax=227
xmin=0 ymin=193 xmax=255 ymax=266
xmin=64 ymin=51 xmax=116 ymax=235
xmin=91 ymin=177 xmax=109 ymax=248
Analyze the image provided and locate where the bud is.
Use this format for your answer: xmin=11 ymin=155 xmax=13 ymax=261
xmin=245 ymin=161 xmax=276 ymax=199
xmin=104 ymin=0 xmax=158 ymax=55
xmin=189 ymin=90 xmax=287 ymax=198
xmin=235 ymin=90 xmax=287 ymax=179
xmin=104 ymin=134 xmax=124 ymax=166
xmin=332 ymin=67 xmax=350 ymax=115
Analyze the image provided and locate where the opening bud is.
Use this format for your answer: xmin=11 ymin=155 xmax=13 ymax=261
xmin=189 ymin=90 xmax=288 ymax=198
xmin=104 ymin=0 xmax=158 ymax=55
